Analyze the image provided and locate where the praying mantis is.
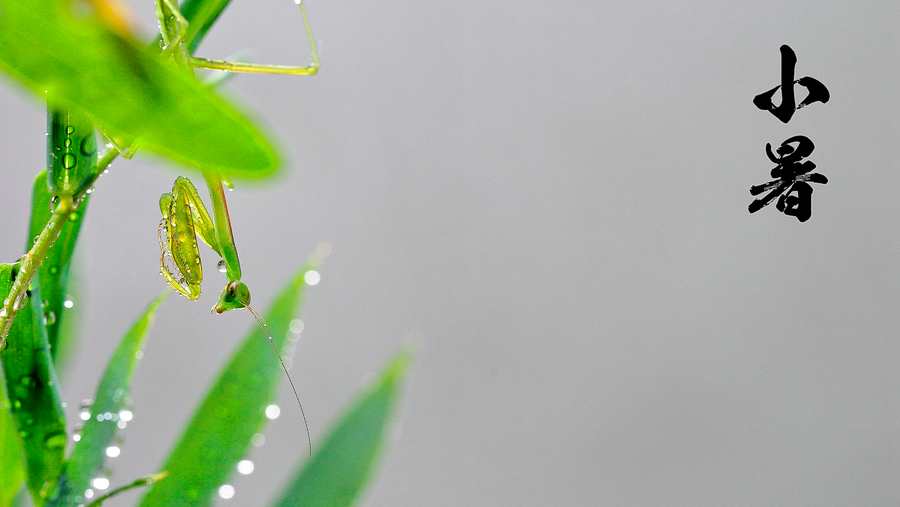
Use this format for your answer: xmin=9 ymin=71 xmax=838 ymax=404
xmin=154 ymin=0 xmax=320 ymax=453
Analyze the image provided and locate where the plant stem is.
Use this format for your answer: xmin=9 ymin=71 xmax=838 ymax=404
xmin=0 ymin=147 xmax=119 ymax=349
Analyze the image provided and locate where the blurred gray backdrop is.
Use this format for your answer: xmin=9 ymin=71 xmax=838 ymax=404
xmin=1 ymin=0 xmax=898 ymax=505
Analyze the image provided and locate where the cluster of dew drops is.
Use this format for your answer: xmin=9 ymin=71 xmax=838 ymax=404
xmin=66 ymin=312 xmax=310 ymax=504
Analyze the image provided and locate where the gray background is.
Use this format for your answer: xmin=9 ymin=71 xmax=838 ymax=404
xmin=1 ymin=0 xmax=898 ymax=505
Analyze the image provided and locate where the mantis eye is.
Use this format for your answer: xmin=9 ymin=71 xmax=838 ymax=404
xmin=213 ymin=280 xmax=251 ymax=314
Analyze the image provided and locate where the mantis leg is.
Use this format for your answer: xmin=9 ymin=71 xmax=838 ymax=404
xmin=188 ymin=1 xmax=319 ymax=76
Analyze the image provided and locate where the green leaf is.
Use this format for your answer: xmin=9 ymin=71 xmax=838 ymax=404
xmin=271 ymin=348 xmax=412 ymax=507
xmin=138 ymin=258 xmax=323 ymax=507
xmin=0 ymin=0 xmax=280 ymax=179
xmin=0 ymin=265 xmax=66 ymax=507
xmin=0 ymin=359 xmax=26 ymax=507
xmin=47 ymin=292 xmax=169 ymax=507
xmin=28 ymin=170 xmax=90 ymax=364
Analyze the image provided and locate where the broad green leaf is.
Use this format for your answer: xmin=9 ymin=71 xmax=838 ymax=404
xmin=0 ymin=353 xmax=26 ymax=507
xmin=138 ymin=258 xmax=323 ymax=507
xmin=47 ymin=292 xmax=169 ymax=507
xmin=0 ymin=265 xmax=66 ymax=506
xmin=28 ymin=170 xmax=90 ymax=364
xmin=0 ymin=0 xmax=280 ymax=179
xmin=271 ymin=348 xmax=412 ymax=507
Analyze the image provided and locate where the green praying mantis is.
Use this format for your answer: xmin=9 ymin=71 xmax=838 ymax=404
xmin=153 ymin=0 xmax=320 ymax=453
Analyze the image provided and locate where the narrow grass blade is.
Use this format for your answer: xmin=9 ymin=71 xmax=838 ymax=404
xmin=271 ymin=348 xmax=412 ymax=507
xmin=0 ymin=265 xmax=66 ymax=506
xmin=0 ymin=356 xmax=26 ymax=507
xmin=28 ymin=170 xmax=90 ymax=364
xmin=0 ymin=0 xmax=280 ymax=178
xmin=138 ymin=258 xmax=323 ymax=507
xmin=46 ymin=292 xmax=169 ymax=507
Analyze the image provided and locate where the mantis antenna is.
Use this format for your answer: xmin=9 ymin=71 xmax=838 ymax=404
xmin=244 ymin=303 xmax=312 ymax=456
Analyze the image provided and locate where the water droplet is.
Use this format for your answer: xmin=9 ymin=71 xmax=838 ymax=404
xmin=13 ymin=292 xmax=28 ymax=311
xmin=237 ymin=460 xmax=254 ymax=475
xmin=0 ymin=308 xmax=7 ymax=319
xmin=251 ymin=433 xmax=265 ymax=447
xmin=218 ymin=485 xmax=235 ymax=499
xmin=19 ymin=375 xmax=35 ymax=388
xmin=45 ymin=431 xmax=67 ymax=449
xmin=33 ymin=235 xmax=40 ymax=244
xmin=72 ymin=434 xmax=81 ymax=442
xmin=62 ymin=153 xmax=77 ymax=169
xmin=289 ymin=319 xmax=304 ymax=334
xmin=19 ymin=430 xmax=30 ymax=439
xmin=48 ymin=265 xmax=59 ymax=275
xmin=64 ymin=138 xmax=72 ymax=149
xmin=44 ymin=311 xmax=56 ymax=326
xmin=304 ymin=270 xmax=321 ymax=286
xmin=119 ymin=409 xmax=134 ymax=422
xmin=84 ymin=488 xmax=94 ymax=499
xmin=265 ymin=404 xmax=280 ymax=420
xmin=91 ymin=478 xmax=109 ymax=491
xmin=80 ymin=135 xmax=96 ymax=156
xmin=23 ymin=417 xmax=35 ymax=426
xmin=66 ymin=125 xmax=75 ymax=135
xmin=85 ymin=187 xmax=94 ymax=194
xmin=64 ymin=299 xmax=74 ymax=309
xmin=106 ymin=446 xmax=121 ymax=457
xmin=217 ymin=260 xmax=227 ymax=273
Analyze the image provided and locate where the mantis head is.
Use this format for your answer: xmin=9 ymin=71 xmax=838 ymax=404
xmin=213 ymin=280 xmax=252 ymax=314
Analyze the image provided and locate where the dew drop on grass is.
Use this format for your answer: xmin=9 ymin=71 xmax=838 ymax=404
xmin=45 ymin=431 xmax=67 ymax=450
xmin=218 ymin=485 xmax=235 ymax=499
xmin=304 ymin=270 xmax=320 ymax=286
xmin=62 ymin=153 xmax=76 ymax=170
xmin=13 ymin=292 xmax=28 ymax=311
xmin=237 ymin=460 xmax=254 ymax=475
xmin=265 ymin=404 xmax=280 ymax=419
xmin=105 ymin=446 xmax=121 ymax=457
xmin=217 ymin=260 xmax=227 ymax=273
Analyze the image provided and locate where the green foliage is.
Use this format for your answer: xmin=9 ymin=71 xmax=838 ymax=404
xmin=273 ymin=349 xmax=412 ymax=507
xmin=0 ymin=264 xmax=67 ymax=504
xmin=27 ymin=170 xmax=90 ymax=364
xmin=0 ymin=0 xmax=280 ymax=178
xmin=0 ymin=0 xmax=410 ymax=506
xmin=47 ymin=292 xmax=169 ymax=507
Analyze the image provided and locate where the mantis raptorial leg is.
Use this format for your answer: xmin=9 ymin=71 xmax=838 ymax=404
xmin=155 ymin=0 xmax=320 ymax=453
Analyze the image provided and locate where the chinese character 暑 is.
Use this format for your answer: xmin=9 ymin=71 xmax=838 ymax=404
xmin=748 ymin=135 xmax=828 ymax=222
xmin=753 ymin=45 xmax=830 ymax=124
